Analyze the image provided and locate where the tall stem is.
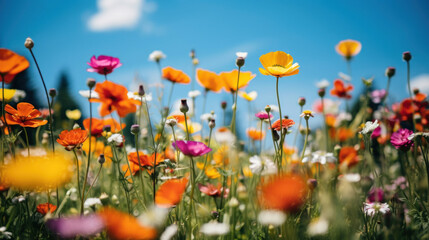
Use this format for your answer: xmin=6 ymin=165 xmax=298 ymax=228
xmin=406 ymin=61 xmax=417 ymax=130
xmin=23 ymin=127 xmax=30 ymax=157
xmin=300 ymin=119 xmax=309 ymax=160
xmin=231 ymin=67 xmax=241 ymax=134
xmin=72 ymin=150 xmax=82 ymax=201
xmin=321 ymin=97 xmax=329 ymax=151
xmin=81 ymin=88 xmax=93 ymax=215
xmin=293 ymin=106 xmax=303 ymax=148
xmin=275 ymin=76 xmax=284 ymax=165
xmin=134 ymin=135 xmax=146 ymax=208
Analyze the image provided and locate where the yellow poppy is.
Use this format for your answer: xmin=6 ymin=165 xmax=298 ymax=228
xmin=0 ymin=89 xmax=25 ymax=102
xmin=335 ymin=39 xmax=361 ymax=59
xmin=65 ymin=109 xmax=82 ymax=120
xmin=219 ymin=70 xmax=255 ymax=93
xmin=259 ymin=51 xmax=300 ymax=77
xmin=238 ymin=91 xmax=257 ymax=101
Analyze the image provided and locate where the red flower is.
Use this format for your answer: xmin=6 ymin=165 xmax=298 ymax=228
xmin=37 ymin=203 xmax=57 ymax=215
xmin=330 ymin=79 xmax=353 ymax=99
xmin=271 ymin=119 xmax=295 ymax=131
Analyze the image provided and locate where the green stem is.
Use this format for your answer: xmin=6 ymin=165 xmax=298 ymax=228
xmin=293 ymin=106 xmax=303 ymax=148
xmin=275 ymin=76 xmax=284 ymax=166
xmin=230 ymin=67 xmax=241 ymax=134
xmin=134 ymin=135 xmax=146 ymax=208
xmin=81 ymin=88 xmax=93 ymax=215
xmin=300 ymin=119 xmax=309 ymax=160
xmin=184 ymin=112 xmax=190 ymax=141
xmin=84 ymin=164 xmax=103 ymax=197
xmin=72 ymin=150 xmax=82 ymax=201
xmin=23 ymin=127 xmax=30 ymax=157
xmin=406 ymin=61 xmax=417 ymax=131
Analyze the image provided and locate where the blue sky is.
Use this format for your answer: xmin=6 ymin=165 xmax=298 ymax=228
xmin=1 ymin=0 xmax=429 ymax=139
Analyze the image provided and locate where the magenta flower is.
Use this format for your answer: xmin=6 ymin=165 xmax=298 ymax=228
xmin=367 ymin=188 xmax=384 ymax=203
xmin=390 ymin=128 xmax=414 ymax=151
xmin=87 ymin=55 xmax=122 ymax=75
xmin=371 ymin=126 xmax=381 ymax=139
xmin=255 ymin=111 xmax=273 ymax=120
xmin=173 ymin=140 xmax=212 ymax=157
xmin=371 ymin=89 xmax=386 ymax=104
xmin=46 ymin=214 xmax=104 ymax=238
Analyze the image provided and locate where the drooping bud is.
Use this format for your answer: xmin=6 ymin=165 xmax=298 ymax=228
xmin=24 ymin=37 xmax=34 ymax=49
xmin=403 ymin=51 xmax=412 ymax=62
xmin=98 ymin=154 xmax=105 ymax=165
xmin=318 ymin=88 xmax=326 ymax=98
xmin=209 ymin=119 xmax=216 ymax=129
xmin=221 ymin=101 xmax=227 ymax=110
xmin=87 ymin=78 xmax=96 ymax=89
xmin=49 ymin=88 xmax=57 ymax=97
xmin=138 ymin=84 xmax=145 ymax=96
xmin=385 ymin=67 xmax=396 ymax=78
xmin=130 ymin=124 xmax=140 ymax=135
xmin=180 ymin=99 xmax=189 ymax=113
xmin=298 ymin=97 xmax=306 ymax=107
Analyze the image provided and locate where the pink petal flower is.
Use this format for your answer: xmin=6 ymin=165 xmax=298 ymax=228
xmin=173 ymin=140 xmax=212 ymax=157
xmin=87 ymin=55 xmax=122 ymax=75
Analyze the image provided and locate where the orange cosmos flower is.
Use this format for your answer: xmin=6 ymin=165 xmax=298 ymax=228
xmin=259 ymin=51 xmax=300 ymax=78
xmin=57 ymin=128 xmax=88 ymax=151
xmin=247 ymin=128 xmax=265 ymax=141
xmin=4 ymin=102 xmax=48 ymax=128
xmin=271 ymin=119 xmax=295 ymax=131
xmin=197 ymin=68 xmax=223 ymax=92
xmin=98 ymin=207 xmax=157 ymax=240
xmin=92 ymin=80 xmax=140 ymax=118
xmin=83 ymin=118 xmax=125 ymax=136
xmin=0 ymin=49 xmax=30 ymax=83
xmin=219 ymin=70 xmax=255 ymax=93
xmin=336 ymin=39 xmax=362 ymax=60
xmin=260 ymin=174 xmax=308 ymax=212
xmin=155 ymin=178 xmax=188 ymax=208
xmin=162 ymin=66 xmax=191 ymax=84
xmin=339 ymin=146 xmax=359 ymax=167
xmin=330 ymin=79 xmax=353 ymax=99
xmin=37 ymin=203 xmax=57 ymax=216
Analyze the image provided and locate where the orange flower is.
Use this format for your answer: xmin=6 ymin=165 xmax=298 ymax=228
xmin=259 ymin=51 xmax=300 ymax=78
xmin=0 ymin=49 xmax=30 ymax=83
xmin=124 ymin=152 xmax=165 ymax=176
xmin=83 ymin=118 xmax=125 ymax=136
xmin=260 ymin=174 xmax=308 ymax=212
xmin=98 ymin=207 xmax=157 ymax=240
xmin=339 ymin=146 xmax=359 ymax=167
xmin=36 ymin=203 xmax=57 ymax=216
xmin=219 ymin=70 xmax=255 ymax=93
xmin=336 ymin=39 xmax=362 ymax=60
xmin=247 ymin=128 xmax=265 ymax=141
xmin=325 ymin=114 xmax=336 ymax=128
xmin=92 ymin=80 xmax=140 ymax=118
xmin=271 ymin=119 xmax=295 ymax=131
xmin=330 ymin=79 xmax=353 ymax=99
xmin=330 ymin=127 xmax=354 ymax=142
xmin=57 ymin=128 xmax=88 ymax=151
xmin=4 ymin=102 xmax=48 ymax=128
xmin=162 ymin=66 xmax=191 ymax=84
xmin=197 ymin=69 xmax=223 ymax=92
xmin=155 ymin=178 xmax=188 ymax=208
xmin=82 ymin=137 xmax=113 ymax=164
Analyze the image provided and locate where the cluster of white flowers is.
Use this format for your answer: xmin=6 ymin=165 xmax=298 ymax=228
xmin=107 ymin=134 xmax=124 ymax=146
xmin=160 ymin=224 xmax=178 ymax=240
xmin=302 ymin=151 xmax=336 ymax=165
xmin=360 ymin=120 xmax=379 ymax=135
xmin=127 ymin=92 xmax=152 ymax=102
xmin=249 ymin=155 xmax=277 ymax=176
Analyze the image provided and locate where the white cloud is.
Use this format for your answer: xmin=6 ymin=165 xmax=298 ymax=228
xmin=410 ymin=74 xmax=429 ymax=94
xmin=87 ymin=0 xmax=155 ymax=32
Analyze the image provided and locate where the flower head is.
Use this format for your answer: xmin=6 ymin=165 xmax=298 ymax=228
xmin=46 ymin=214 xmax=104 ymax=239
xmin=360 ymin=120 xmax=379 ymax=135
xmin=36 ymin=203 xmax=57 ymax=216
xmin=0 ymin=89 xmax=26 ymax=102
xmin=162 ymin=67 xmax=191 ymax=84
xmin=255 ymin=111 xmax=273 ymax=120
xmin=367 ymin=188 xmax=384 ymax=203
xmin=236 ymin=52 xmax=248 ymax=59
xmin=300 ymin=110 xmax=314 ymax=119
xmin=271 ymin=119 xmax=295 ymax=131
xmin=364 ymin=202 xmax=390 ymax=216
xmin=238 ymin=91 xmax=257 ymax=101
xmin=57 ymin=128 xmax=88 ymax=151
xmin=107 ymin=133 xmax=124 ymax=147
xmin=391 ymin=128 xmax=414 ymax=151
xmin=249 ymin=155 xmax=277 ymax=176
xmin=196 ymin=69 xmax=223 ymax=93
xmin=371 ymin=89 xmax=386 ymax=104
xmin=259 ymin=51 xmax=300 ymax=77
xmin=155 ymin=178 xmax=188 ymax=208
xmin=220 ymin=70 xmax=255 ymax=92
xmin=335 ymin=39 xmax=362 ymax=60
xmin=0 ymin=48 xmax=30 ymax=83
xmin=173 ymin=140 xmax=212 ymax=157
xmin=316 ymin=79 xmax=330 ymax=89
xmin=83 ymin=118 xmax=125 ymax=136
xmin=4 ymin=102 xmax=47 ymax=128
xmin=148 ymin=50 xmax=166 ymax=62
xmin=339 ymin=146 xmax=359 ymax=168
xmin=198 ymin=183 xmax=228 ymax=198
xmin=302 ymin=151 xmax=336 ymax=165
xmin=257 ymin=210 xmax=286 ymax=227
xmin=65 ymin=109 xmax=82 ymax=120
xmin=87 ymin=55 xmax=122 ymax=75
xmin=247 ymin=128 xmax=265 ymax=141
xmin=330 ymin=79 xmax=353 ymax=99
xmin=188 ymin=90 xmax=201 ymax=98
xmin=200 ymin=222 xmax=229 ymax=236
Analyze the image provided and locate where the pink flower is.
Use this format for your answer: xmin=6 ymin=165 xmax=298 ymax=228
xmin=255 ymin=111 xmax=273 ymax=120
xmin=367 ymin=188 xmax=384 ymax=203
xmin=87 ymin=55 xmax=122 ymax=75
xmin=173 ymin=140 xmax=212 ymax=157
xmin=371 ymin=89 xmax=386 ymax=104
xmin=198 ymin=183 xmax=229 ymax=198
xmin=46 ymin=214 xmax=105 ymax=238
xmin=371 ymin=126 xmax=381 ymax=139
xmin=390 ymin=128 xmax=414 ymax=151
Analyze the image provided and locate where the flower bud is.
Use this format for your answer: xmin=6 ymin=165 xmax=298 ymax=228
xmin=221 ymin=101 xmax=227 ymax=110
xmin=307 ymin=178 xmax=317 ymax=190
xmin=265 ymin=105 xmax=271 ymax=113
xmin=0 ymin=120 xmax=4 ymax=128
xmin=73 ymin=123 xmax=80 ymax=129
xmin=272 ymin=129 xmax=280 ymax=141
xmin=192 ymin=58 xmax=199 ymax=66
xmin=318 ymin=88 xmax=326 ymax=98
xmin=413 ymin=88 xmax=420 ymax=95
xmin=385 ymin=67 xmax=395 ymax=78
xmin=138 ymin=85 xmax=145 ymax=96
xmin=99 ymin=193 xmax=109 ymax=205
xmin=165 ymin=118 xmax=177 ymax=127
xmin=236 ymin=57 xmax=245 ymax=67
xmin=130 ymin=124 xmax=140 ymax=135
xmin=190 ymin=49 xmax=195 ymax=59
xmin=98 ymin=154 xmax=105 ymax=165
xmin=403 ymin=51 xmax=412 ymax=62
xmin=49 ymin=88 xmax=57 ymax=97
xmin=334 ymin=145 xmax=341 ymax=157
xmin=87 ymin=78 xmax=96 ymax=89
xmin=298 ymin=97 xmax=306 ymax=107
xmin=24 ymin=37 xmax=34 ymax=49
xmin=103 ymin=125 xmax=111 ymax=133
xmin=209 ymin=119 xmax=216 ymax=129
xmin=180 ymin=99 xmax=189 ymax=113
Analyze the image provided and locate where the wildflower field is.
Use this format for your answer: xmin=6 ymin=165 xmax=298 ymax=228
xmin=1 ymin=2 xmax=429 ymax=239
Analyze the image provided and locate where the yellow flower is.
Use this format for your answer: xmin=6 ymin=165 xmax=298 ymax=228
xmin=242 ymin=167 xmax=253 ymax=178
xmin=259 ymin=51 xmax=300 ymax=77
xmin=336 ymin=39 xmax=362 ymax=60
xmin=1 ymin=153 xmax=73 ymax=191
xmin=178 ymin=121 xmax=202 ymax=134
xmin=205 ymin=166 xmax=220 ymax=179
xmin=0 ymin=89 xmax=25 ymax=102
xmin=65 ymin=109 xmax=82 ymax=120
xmin=238 ymin=91 xmax=257 ymax=101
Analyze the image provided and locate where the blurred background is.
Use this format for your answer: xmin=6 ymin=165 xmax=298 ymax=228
xmin=1 ymin=0 xmax=429 ymax=142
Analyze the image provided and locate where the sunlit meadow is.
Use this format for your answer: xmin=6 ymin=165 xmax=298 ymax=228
xmin=1 ymin=1 xmax=429 ymax=240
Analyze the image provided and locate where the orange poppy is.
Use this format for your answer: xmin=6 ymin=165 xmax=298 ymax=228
xmin=98 ymin=207 xmax=157 ymax=240
xmin=36 ymin=203 xmax=57 ymax=216
xmin=0 ymin=49 xmax=30 ymax=83
xmin=271 ymin=119 xmax=295 ymax=131
xmin=155 ymin=178 xmax=188 ymax=208
xmin=167 ymin=114 xmax=187 ymax=125
xmin=219 ymin=70 xmax=255 ymax=93
xmin=56 ymin=128 xmax=88 ymax=151
xmin=83 ymin=118 xmax=125 ymax=136
xmin=247 ymin=128 xmax=265 ymax=141
xmin=197 ymin=69 xmax=223 ymax=92
xmin=330 ymin=127 xmax=354 ymax=142
xmin=335 ymin=39 xmax=362 ymax=60
xmin=162 ymin=66 xmax=191 ymax=84
xmin=92 ymin=80 xmax=140 ymax=118
xmin=128 ymin=152 xmax=165 ymax=167
xmin=4 ymin=102 xmax=48 ymax=128
xmin=330 ymin=79 xmax=353 ymax=99
xmin=260 ymin=174 xmax=308 ymax=212
xmin=338 ymin=146 xmax=359 ymax=167
xmin=259 ymin=51 xmax=300 ymax=78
